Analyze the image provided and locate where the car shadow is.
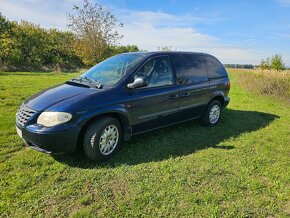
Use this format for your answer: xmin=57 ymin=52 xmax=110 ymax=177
xmin=52 ymin=109 xmax=279 ymax=169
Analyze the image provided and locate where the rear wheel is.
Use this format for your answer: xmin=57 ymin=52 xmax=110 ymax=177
xmin=83 ymin=116 xmax=122 ymax=162
xmin=202 ymin=100 xmax=222 ymax=127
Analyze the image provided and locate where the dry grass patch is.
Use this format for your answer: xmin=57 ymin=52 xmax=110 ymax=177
xmin=229 ymin=68 xmax=290 ymax=102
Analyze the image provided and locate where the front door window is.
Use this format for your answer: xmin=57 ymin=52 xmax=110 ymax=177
xmin=135 ymin=56 xmax=174 ymax=88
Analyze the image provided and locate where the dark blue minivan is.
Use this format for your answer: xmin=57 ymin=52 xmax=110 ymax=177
xmin=16 ymin=52 xmax=230 ymax=162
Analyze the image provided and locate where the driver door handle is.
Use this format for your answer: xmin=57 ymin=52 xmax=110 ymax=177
xmin=169 ymin=94 xmax=179 ymax=100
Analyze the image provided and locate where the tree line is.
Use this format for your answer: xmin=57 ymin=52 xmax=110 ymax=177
xmin=224 ymin=64 xmax=255 ymax=69
xmin=0 ymin=0 xmax=140 ymax=71
xmin=1 ymin=0 xmax=286 ymax=72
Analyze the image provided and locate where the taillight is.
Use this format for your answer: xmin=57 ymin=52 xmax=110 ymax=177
xmin=227 ymin=80 xmax=230 ymax=93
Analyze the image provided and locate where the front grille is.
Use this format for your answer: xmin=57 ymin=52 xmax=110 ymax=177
xmin=16 ymin=104 xmax=36 ymax=126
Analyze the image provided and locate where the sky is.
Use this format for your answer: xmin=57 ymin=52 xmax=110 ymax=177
xmin=1 ymin=0 xmax=290 ymax=65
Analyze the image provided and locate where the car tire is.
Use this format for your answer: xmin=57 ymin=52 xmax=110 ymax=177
xmin=202 ymin=100 xmax=222 ymax=127
xmin=83 ymin=116 xmax=122 ymax=162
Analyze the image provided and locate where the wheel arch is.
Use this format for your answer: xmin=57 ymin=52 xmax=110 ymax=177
xmin=207 ymin=91 xmax=225 ymax=108
xmin=76 ymin=111 xmax=132 ymax=151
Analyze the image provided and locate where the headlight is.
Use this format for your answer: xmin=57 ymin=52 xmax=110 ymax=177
xmin=37 ymin=112 xmax=72 ymax=127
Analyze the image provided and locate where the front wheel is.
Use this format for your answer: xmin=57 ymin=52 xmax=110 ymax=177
xmin=202 ymin=100 xmax=222 ymax=127
xmin=83 ymin=116 xmax=122 ymax=162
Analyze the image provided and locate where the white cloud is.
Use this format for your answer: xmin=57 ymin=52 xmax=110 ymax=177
xmin=277 ymin=0 xmax=290 ymax=6
xmin=0 ymin=0 xmax=80 ymax=29
xmin=118 ymin=11 xmax=263 ymax=64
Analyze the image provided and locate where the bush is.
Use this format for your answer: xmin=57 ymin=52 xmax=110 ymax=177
xmin=0 ymin=14 xmax=83 ymax=70
xmin=271 ymin=54 xmax=285 ymax=71
xmin=260 ymin=54 xmax=285 ymax=71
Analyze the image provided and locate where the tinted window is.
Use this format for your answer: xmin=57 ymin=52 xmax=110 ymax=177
xmin=171 ymin=54 xmax=208 ymax=85
xmin=135 ymin=56 xmax=174 ymax=87
xmin=204 ymin=55 xmax=228 ymax=78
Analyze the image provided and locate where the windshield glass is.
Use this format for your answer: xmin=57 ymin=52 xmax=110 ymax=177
xmin=80 ymin=54 xmax=143 ymax=87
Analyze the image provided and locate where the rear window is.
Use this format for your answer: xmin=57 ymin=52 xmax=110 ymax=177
xmin=204 ymin=55 xmax=228 ymax=79
xmin=170 ymin=54 xmax=208 ymax=85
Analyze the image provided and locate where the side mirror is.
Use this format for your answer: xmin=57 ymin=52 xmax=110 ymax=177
xmin=127 ymin=77 xmax=147 ymax=89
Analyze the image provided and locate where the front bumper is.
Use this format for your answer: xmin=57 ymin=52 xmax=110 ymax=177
xmin=16 ymin=124 xmax=80 ymax=154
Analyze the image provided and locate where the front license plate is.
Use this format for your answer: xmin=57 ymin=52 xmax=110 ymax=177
xmin=16 ymin=126 xmax=22 ymax=138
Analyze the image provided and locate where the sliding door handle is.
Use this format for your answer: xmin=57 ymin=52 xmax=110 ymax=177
xmin=181 ymin=92 xmax=190 ymax=98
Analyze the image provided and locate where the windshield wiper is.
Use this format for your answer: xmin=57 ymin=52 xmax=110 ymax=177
xmin=80 ymin=76 xmax=103 ymax=89
xmin=70 ymin=77 xmax=103 ymax=89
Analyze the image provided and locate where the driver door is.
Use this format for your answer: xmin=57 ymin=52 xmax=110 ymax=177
xmin=129 ymin=56 xmax=180 ymax=134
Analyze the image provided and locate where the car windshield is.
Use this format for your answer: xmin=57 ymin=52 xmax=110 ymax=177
xmin=80 ymin=54 xmax=143 ymax=87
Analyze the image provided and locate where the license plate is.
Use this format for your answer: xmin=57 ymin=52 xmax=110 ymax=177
xmin=16 ymin=126 xmax=22 ymax=138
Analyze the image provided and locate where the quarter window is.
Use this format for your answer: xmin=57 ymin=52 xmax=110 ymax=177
xmin=135 ymin=56 xmax=174 ymax=88
xmin=204 ymin=56 xmax=227 ymax=78
xmin=171 ymin=54 xmax=208 ymax=85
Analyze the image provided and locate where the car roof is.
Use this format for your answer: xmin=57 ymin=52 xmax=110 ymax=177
xmin=122 ymin=51 xmax=209 ymax=57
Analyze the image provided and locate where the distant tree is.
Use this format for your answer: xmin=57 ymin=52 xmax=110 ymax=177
xmin=0 ymin=14 xmax=83 ymax=70
xmin=97 ymin=44 xmax=139 ymax=62
xmin=260 ymin=55 xmax=285 ymax=71
xmin=157 ymin=45 xmax=175 ymax=51
xmin=67 ymin=0 xmax=123 ymax=66
xmin=0 ymin=6 xmax=138 ymax=71
xmin=105 ymin=45 xmax=139 ymax=56
xmin=0 ymin=13 xmax=15 ymax=64
xmin=271 ymin=54 xmax=285 ymax=71
xmin=260 ymin=57 xmax=271 ymax=70
xmin=12 ymin=21 xmax=48 ymax=67
xmin=44 ymin=29 xmax=82 ymax=68
xmin=224 ymin=64 xmax=254 ymax=69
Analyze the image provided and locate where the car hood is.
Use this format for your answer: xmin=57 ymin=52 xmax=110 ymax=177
xmin=25 ymin=83 xmax=97 ymax=111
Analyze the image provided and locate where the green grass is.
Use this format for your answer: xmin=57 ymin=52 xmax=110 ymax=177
xmin=0 ymin=71 xmax=289 ymax=217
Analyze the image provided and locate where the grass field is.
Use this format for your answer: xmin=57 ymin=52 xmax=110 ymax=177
xmin=0 ymin=71 xmax=289 ymax=217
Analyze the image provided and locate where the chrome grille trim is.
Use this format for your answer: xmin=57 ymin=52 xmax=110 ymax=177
xmin=16 ymin=104 xmax=36 ymax=126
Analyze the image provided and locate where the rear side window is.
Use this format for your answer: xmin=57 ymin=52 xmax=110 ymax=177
xmin=171 ymin=54 xmax=208 ymax=85
xmin=204 ymin=55 xmax=228 ymax=79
